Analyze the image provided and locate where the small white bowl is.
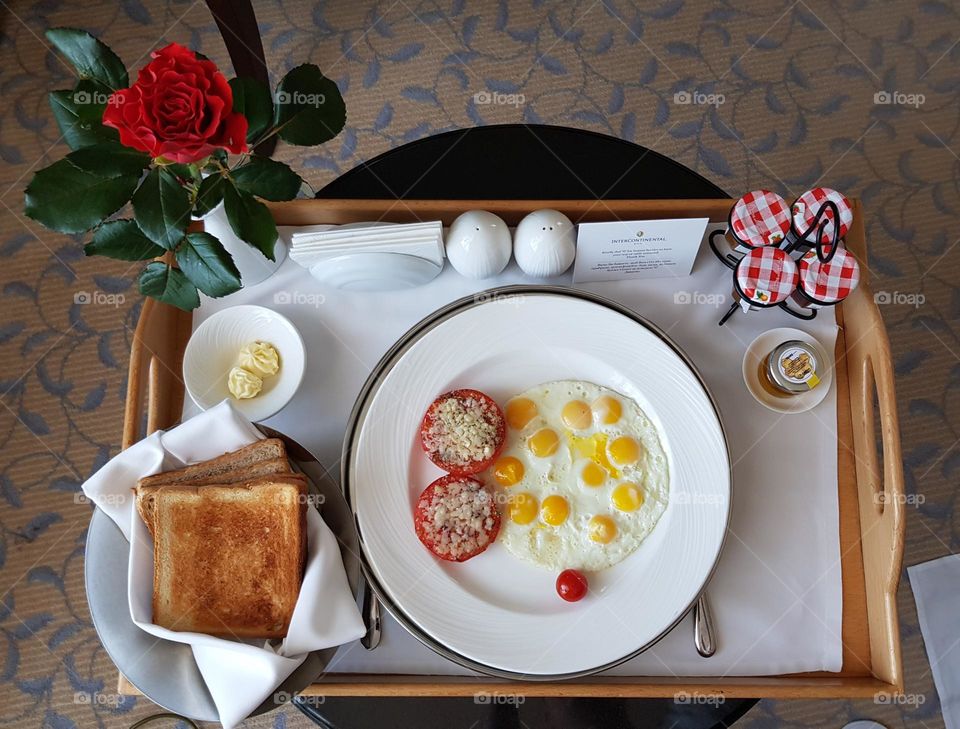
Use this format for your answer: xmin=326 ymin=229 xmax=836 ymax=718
xmin=742 ymin=327 xmax=832 ymax=414
xmin=183 ymin=305 xmax=306 ymax=422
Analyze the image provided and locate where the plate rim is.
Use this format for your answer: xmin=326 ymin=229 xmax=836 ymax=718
xmin=341 ymin=284 xmax=733 ymax=680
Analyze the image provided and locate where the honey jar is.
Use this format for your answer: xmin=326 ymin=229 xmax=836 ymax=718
xmin=759 ymin=340 xmax=822 ymax=397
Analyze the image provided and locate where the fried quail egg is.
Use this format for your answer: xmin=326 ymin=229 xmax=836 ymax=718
xmin=486 ymin=380 xmax=669 ymax=571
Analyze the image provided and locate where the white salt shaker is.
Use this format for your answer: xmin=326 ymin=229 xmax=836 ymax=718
xmin=513 ymin=209 xmax=576 ymax=277
xmin=445 ymin=210 xmax=512 ymax=279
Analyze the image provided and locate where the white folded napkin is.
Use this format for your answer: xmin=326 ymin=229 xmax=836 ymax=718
xmin=82 ymin=400 xmax=365 ymax=728
xmin=909 ymin=554 xmax=960 ymax=729
xmin=283 ymin=221 xmax=445 ymax=268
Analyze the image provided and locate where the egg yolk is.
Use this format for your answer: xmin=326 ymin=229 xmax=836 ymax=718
xmin=609 ymin=436 xmax=641 ymax=465
xmin=493 ymin=456 xmax=524 ymax=487
xmin=612 ymin=482 xmax=644 ymax=512
xmin=540 ymin=495 xmax=570 ymax=526
xmin=581 ymin=462 xmax=606 ymax=487
xmin=561 ymin=400 xmax=592 ymax=430
xmin=509 ymin=492 xmax=538 ymax=525
xmin=567 ymin=432 xmax=621 ymax=479
xmin=588 ymin=515 xmax=618 ymax=544
xmin=506 ymin=398 xmax=537 ymax=430
xmin=528 ymin=428 xmax=559 ymax=457
xmin=593 ymin=396 xmax=622 ymax=424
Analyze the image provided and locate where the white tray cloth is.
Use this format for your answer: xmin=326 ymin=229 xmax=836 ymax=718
xmin=186 ymin=225 xmax=842 ymax=677
xmin=82 ymin=402 xmax=365 ymax=727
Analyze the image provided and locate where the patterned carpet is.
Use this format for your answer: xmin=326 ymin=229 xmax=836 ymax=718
xmin=0 ymin=0 xmax=957 ymax=727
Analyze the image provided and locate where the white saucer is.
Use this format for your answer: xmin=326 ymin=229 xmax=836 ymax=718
xmin=309 ymin=252 xmax=442 ymax=291
xmin=742 ymin=327 xmax=833 ymax=414
xmin=183 ymin=305 xmax=306 ymax=422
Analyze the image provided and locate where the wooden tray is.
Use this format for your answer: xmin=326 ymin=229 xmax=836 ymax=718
xmin=117 ymin=198 xmax=904 ymax=700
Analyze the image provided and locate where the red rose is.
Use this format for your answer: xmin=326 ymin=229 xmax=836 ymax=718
xmin=103 ymin=43 xmax=248 ymax=163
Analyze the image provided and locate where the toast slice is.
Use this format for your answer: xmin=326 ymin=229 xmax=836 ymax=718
xmin=136 ymin=457 xmax=291 ymax=534
xmin=138 ymin=439 xmax=288 ymax=490
xmin=135 ymin=439 xmax=291 ymax=532
xmin=150 ymin=474 xmax=307 ymax=639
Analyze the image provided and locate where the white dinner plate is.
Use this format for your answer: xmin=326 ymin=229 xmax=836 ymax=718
xmin=346 ymin=287 xmax=730 ymax=678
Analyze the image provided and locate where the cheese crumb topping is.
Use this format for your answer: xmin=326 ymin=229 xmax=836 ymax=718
xmin=424 ymin=394 xmax=501 ymax=466
xmin=418 ymin=479 xmax=496 ymax=558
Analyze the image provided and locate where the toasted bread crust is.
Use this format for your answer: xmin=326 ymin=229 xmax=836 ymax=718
xmin=150 ymin=474 xmax=306 ymax=639
xmin=135 ymin=456 xmax=291 ymax=534
xmin=138 ymin=439 xmax=287 ymax=491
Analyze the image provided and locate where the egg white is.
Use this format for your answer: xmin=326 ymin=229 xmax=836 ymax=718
xmin=488 ymin=380 xmax=669 ymax=572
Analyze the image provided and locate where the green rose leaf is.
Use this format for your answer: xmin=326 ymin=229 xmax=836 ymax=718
xmin=139 ymin=262 xmax=200 ymax=311
xmin=70 ymin=78 xmax=115 ymax=123
xmin=49 ymin=89 xmax=120 ymax=150
xmin=231 ymin=156 xmax=302 ymax=201
xmin=45 ymin=28 xmax=129 ymax=91
xmin=273 ymin=64 xmax=346 ymax=146
xmin=24 ymin=159 xmax=139 ymax=234
xmin=193 ymin=174 xmax=225 ymax=217
xmin=67 ymin=143 xmax=150 ymax=177
xmin=222 ymin=181 xmax=278 ymax=260
xmin=164 ymin=163 xmax=198 ymax=181
xmin=175 ymin=232 xmax=242 ymax=298
xmin=229 ymin=77 xmax=273 ymax=143
xmin=131 ymin=166 xmax=193 ymax=249
xmin=84 ymin=219 xmax=165 ymax=260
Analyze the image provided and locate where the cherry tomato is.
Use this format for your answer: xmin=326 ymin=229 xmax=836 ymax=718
xmin=556 ymin=569 xmax=588 ymax=602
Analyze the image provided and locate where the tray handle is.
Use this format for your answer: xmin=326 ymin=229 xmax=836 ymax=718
xmin=121 ymin=290 xmax=193 ymax=449
xmin=840 ymin=243 xmax=905 ymax=690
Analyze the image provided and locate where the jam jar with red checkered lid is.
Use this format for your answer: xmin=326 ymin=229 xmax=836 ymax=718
xmin=787 ymin=187 xmax=853 ymax=250
xmin=732 ymin=245 xmax=798 ymax=308
xmin=791 ymin=244 xmax=861 ymax=309
xmin=709 ymin=190 xmax=792 ymax=266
